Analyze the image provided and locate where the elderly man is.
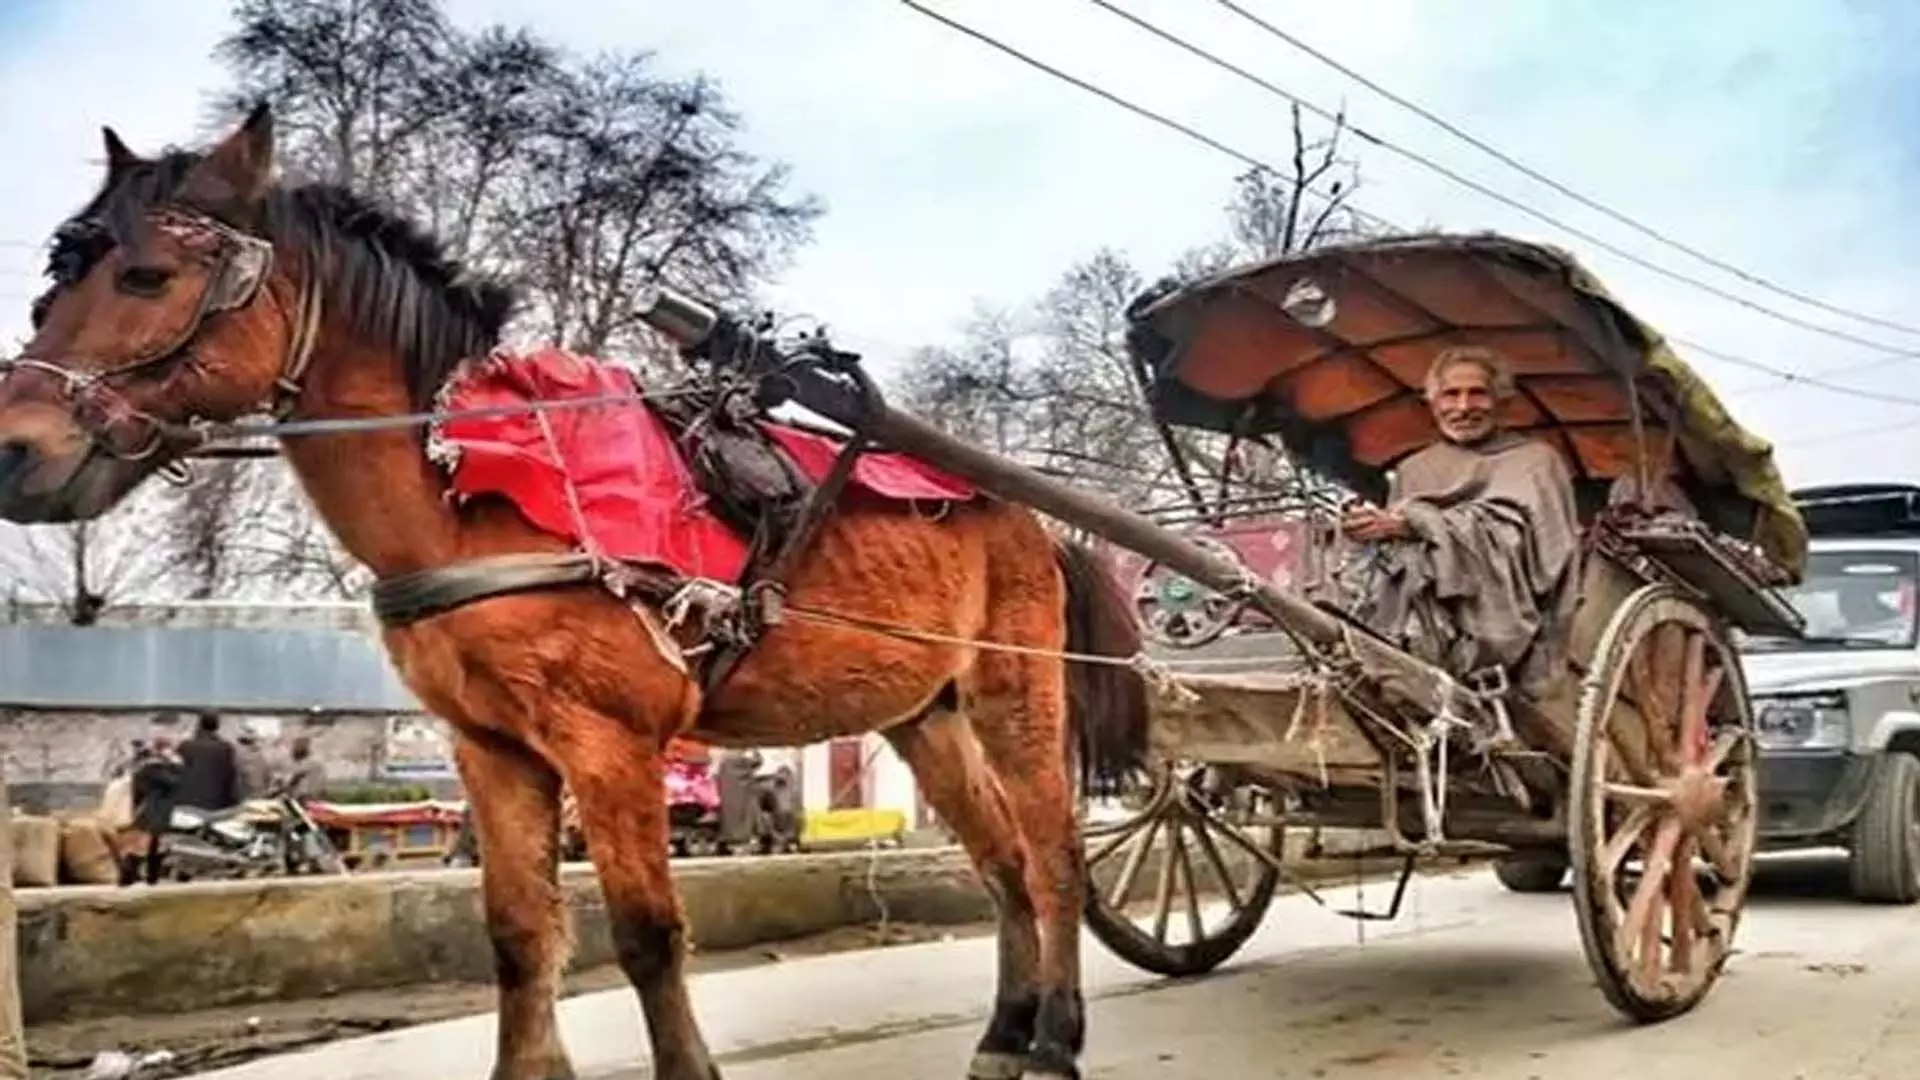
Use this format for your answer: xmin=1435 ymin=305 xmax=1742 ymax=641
xmin=1339 ymin=345 xmax=1583 ymax=699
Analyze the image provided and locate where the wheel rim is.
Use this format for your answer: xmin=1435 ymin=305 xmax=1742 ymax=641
xmin=1574 ymin=588 xmax=1757 ymax=1016
xmin=1080 ymin=762 xmax=1284 ymax=962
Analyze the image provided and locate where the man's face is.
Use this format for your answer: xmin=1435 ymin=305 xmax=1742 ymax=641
xmin=1429 ymin=361 xmax=1500 ymax=444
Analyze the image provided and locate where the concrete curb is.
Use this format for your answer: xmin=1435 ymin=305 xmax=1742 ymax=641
xmin=21 ymin=839 xmax=1487 ymax=1026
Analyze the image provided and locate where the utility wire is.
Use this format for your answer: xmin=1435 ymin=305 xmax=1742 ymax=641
xmin=1790 ymin=418 xmax=1914 ymax=448
xmin=1724 ymin=354 xmax=1909 ymax=398
xmin=1204 ymin=0 xmax=1920 ymax=340
xmin=1072 ymin=0 xmax=1920 ymax=365
xmin=897 ymin=0 xmax=1920 ymax=410
xmin=1666 ymin=333 xmax=1920 ymax=409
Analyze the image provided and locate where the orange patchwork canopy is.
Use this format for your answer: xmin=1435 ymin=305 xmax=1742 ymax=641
xmin=1125 ymin=232 xmax=1807 ymax=575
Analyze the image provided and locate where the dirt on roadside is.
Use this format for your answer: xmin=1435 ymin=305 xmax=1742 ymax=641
xmin=27 ymin=919 xmax=993 ymax=1079
xmin=29 ymin=854 xmax=1489 ymax=1078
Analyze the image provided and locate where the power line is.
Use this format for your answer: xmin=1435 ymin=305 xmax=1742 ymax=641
xmin=904 ymin=3 xmax=1293 ymax=186
xmin=1072 ymin=0 xmax=1920 ymax=367
xmin=1665 ymin=334 xmax=1920 ymax=409
xmin=1204 ymin=0 xmax=1920 ymax=341
xmin=896 ymin=0 xmax=1920 ymax=413
xmin=1724 ymin=354 xmax=1908 ymax=398
xmin=1790 ymin=419 xmax=1912 ymax=448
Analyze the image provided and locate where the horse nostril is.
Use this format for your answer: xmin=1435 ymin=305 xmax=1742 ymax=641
xmin=0 ymin=439 xmax=35 ymax=483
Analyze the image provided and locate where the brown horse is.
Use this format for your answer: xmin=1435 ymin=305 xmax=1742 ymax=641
xmin=0 ymin=107 xmax=1149 ymax=1080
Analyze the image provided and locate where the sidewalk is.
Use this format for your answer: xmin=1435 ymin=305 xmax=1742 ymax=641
xmin=194 ymin=867 xmax=1498 ymax=1080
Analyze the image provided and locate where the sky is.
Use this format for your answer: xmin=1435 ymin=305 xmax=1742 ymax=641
xmin=3 ymin=0 xmax=1920 ymax=491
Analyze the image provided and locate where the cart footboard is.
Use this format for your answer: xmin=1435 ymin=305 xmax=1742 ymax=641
xmin=1145 ymin=668 xmax=1385 ymax=788
xmin=1142 ymin=666 xmax=1536 ymax=808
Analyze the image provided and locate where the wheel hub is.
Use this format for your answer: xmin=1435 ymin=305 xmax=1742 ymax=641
xmin=1667 ymin=767 xmax=1728 ymax=832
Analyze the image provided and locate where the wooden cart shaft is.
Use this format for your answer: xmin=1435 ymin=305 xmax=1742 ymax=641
xmin=864 ymin=394 xmax=1489 ymax=729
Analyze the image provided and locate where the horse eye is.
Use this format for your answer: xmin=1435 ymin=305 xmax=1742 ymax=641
xmin=116 ymin=265 xmax=174 ymax=296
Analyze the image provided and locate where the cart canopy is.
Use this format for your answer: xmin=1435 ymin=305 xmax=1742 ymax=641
xmin=1125 ymin=232 xmax=1808 ymax=577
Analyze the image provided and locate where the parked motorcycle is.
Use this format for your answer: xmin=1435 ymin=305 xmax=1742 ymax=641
xmin=717 ymin=753 xmax=802 ymax=855
xmin=164 ymin=792 xmax=348 ymax=881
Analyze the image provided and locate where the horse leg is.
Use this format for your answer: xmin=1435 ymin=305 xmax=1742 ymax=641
xmin=962 ymin=534 xmax=1149 ymax=1080
xmin=968 ymin=655 xmax=1087 ymax=1080
xmin=884 ymin=700 xmax=1042 ymax=1080
xmin=455 ymin=730 xmax=574 ymax=1080
xmin=546 ymin=707 xmax=718 ymax=1080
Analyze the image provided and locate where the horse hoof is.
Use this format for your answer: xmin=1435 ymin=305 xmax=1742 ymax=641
xmin=967 ymin=1050 xmax=1026 ymax=1079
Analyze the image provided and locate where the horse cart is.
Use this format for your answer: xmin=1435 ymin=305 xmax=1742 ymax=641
xmin=634 ymin=231 xmax=1806 ymax=1024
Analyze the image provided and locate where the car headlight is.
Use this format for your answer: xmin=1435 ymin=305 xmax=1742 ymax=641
xmin=1754 ymin=692 xmax=1850 ymax=750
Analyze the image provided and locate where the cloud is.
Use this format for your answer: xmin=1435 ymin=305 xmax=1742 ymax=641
xmin=0 ymin=1 xmax=231 ymax=335
xmin=4 ymin=0 xmax=1920 ymax=489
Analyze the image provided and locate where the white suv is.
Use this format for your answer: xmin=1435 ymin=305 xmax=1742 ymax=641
xmin=1739 ymin=483 xmax=1920 ymax=904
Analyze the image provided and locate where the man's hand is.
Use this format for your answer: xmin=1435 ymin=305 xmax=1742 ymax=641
xmin=1339 ymin=502 xmax=1411 ymax=542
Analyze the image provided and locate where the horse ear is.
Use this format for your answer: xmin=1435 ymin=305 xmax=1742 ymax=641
xmin=182 ymin=102 xmax=276 ymax=208
xmin=100 ymin=126 xmax=140 ymax=179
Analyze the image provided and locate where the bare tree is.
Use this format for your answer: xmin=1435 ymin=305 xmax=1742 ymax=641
xmin=217 ymin=1 xmax=820 ymax=358
xmin=896 ymin=306 xmax=1039 ymax=458
xmin=0 ymin=486 xmax=184 ymax=624
xmin=213 ymin=0 xmax=456 ymax=201
xmin=1225 ymin=103 xmax=1370 ymax=259
xmin=200 ymin=0 xmax=822 ymax=597
xmin=498 ymin=58 xmax=821 ymax=358
xmin=894 ymin=106 xmax=1375 ymax=509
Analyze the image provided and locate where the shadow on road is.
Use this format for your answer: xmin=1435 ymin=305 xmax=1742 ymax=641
xmin=1744 ymin=849 xmax=1873 ymax=908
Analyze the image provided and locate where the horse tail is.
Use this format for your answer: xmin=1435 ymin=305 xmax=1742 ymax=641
xmin=1052 ymin=534 xmax=1150 ymax=798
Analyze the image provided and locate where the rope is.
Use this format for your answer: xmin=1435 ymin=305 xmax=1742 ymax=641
xmin=783 ymin=602 xmax=1158 ymax=669
xmin=777 ymin=599 xmax=1211 ymax=711
xmin=808 ymin=737 xmax=897 ymax=942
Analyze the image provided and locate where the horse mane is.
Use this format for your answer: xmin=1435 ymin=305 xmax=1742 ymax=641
xmin=53 ymin=148 xmax=518 ymax=410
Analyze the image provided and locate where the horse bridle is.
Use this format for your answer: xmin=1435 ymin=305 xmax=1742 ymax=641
xmin=0 ymin=205 xmax=323 ymax=465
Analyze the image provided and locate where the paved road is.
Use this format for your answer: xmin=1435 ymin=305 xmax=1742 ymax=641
xmin=202 ymin=853 xmax=1919 ymax=1080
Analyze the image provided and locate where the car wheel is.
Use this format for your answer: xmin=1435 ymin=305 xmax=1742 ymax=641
xmin=1493 ymin=851 xmax=1568 ymax=893
xmin=1848 ymin=752 xmax=1920 ymax=904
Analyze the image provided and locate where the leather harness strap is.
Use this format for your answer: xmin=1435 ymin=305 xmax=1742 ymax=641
xmin=694 ymin=428 xmax=871 ymax=695
xmin=369 ymin=552 xmax=611 ymax=626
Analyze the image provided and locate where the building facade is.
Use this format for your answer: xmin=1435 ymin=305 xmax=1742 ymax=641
xmin=0 ymin=599 xmax=927 ymax=826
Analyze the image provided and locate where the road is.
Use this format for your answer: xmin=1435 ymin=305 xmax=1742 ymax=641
xmin=200 ymin=853 xmax=1918 ymax=1080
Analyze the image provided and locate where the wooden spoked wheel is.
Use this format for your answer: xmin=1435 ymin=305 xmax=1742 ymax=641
xmin=1133 ymin=536 xmax=1247 ymax=649
xmin=1570 ymin=584 xmax=1759 ymax=1023
xmin=1078 ymin=762 xmax=1286 ymax=976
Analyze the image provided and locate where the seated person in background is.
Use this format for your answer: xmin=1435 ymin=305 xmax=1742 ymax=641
xmin=1338 ymin=345 xmax=1583 ymax=699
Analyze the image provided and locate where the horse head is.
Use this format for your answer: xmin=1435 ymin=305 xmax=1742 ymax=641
xmin=0 ymin=104 xmax=301 ymax=523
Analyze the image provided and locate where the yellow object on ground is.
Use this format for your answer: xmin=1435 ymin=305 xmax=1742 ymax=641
xmin=802 ymin=808 xmax=907 ymax=845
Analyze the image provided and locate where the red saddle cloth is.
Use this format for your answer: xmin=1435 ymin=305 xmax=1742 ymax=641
xmin=428 ymin=348 xmax=977 ymax=583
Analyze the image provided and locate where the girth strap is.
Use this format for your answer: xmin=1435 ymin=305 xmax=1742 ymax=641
xmin=696 ymin=429 xmax=871 ymax=695
xmin=371 ymin=553 xmax=605 ymax=626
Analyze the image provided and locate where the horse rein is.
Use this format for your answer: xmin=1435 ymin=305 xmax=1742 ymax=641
xmin=0 ymin=206 xmax=322 ymax=470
